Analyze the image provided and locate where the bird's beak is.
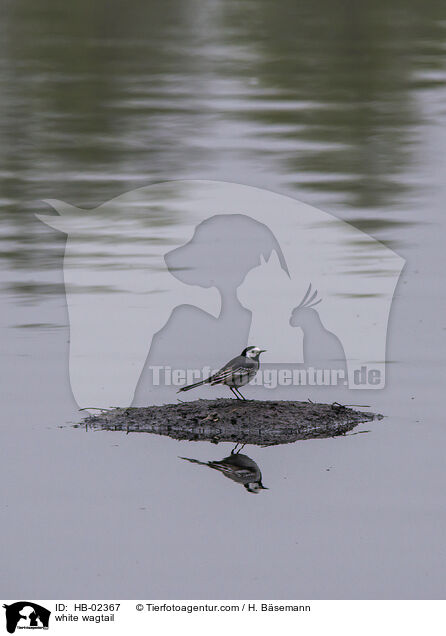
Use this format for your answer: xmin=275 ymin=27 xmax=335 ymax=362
xmin=259 ymin=349 xmax=267 ymax=353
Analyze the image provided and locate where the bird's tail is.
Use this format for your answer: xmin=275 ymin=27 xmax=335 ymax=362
xmin=179 ymin=456 xmax=208 ymax=466
xmin=177 ymin=378 xmax=209 ymax=393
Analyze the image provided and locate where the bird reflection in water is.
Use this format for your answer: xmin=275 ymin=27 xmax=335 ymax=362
xmin=180 ymin=444 xmax=268 ymax=493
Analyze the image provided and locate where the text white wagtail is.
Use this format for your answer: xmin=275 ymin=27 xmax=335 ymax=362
xmin=177 ymin=346 xmax=266 ymax=400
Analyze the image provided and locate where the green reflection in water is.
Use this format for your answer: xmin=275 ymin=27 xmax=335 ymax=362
xmin=0 ymin=0 xmax=445 ymax=296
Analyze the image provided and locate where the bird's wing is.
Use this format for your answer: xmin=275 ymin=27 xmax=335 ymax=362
xmin=208 ymin=365 xmax=253 ymax=385
xmin=208 ymin=462 xmax=255 ymax=477
xmin=208 ymin=462 xmax=255 ymax=480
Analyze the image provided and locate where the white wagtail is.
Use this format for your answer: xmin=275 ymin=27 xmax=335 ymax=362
xmin=180 ymin=452 xmax=268 ymax=493
xmin=177 ymin=346 xmax=266 ymax=400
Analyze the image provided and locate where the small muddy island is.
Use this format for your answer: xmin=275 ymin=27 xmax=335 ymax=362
xmin=80 ymin=399 xmax=381 ymax=446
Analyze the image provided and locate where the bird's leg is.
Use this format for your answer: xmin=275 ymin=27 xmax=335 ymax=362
xmin=231 ymin=443 xmax=240 ymax=454
xmin=234 ymin=387 xmax=246 ymax=400
xmin=230 ymin=386 xmax=242 ymax=400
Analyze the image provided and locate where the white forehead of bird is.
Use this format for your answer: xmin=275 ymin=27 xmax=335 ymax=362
xmin=246 ymin=482 xmax=262 ymax=493
xmin=245 ymin=346 xmax=262 ymax=358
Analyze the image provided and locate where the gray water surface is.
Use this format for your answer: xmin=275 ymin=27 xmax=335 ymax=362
xmin=1 ymin=0 xmax=446 ymax=599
